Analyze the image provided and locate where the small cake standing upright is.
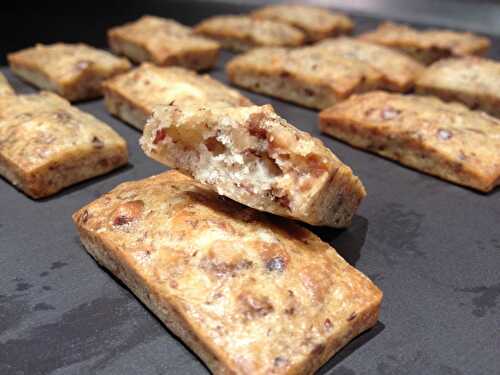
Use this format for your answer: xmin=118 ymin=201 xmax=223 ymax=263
xmin=194 ymin=15 xmax=305 ymax=52
xmin=8 ymin=43 xmax=131 ymax=101
xmin=141 ymin=103 xmax=366 ymax=228
xmin=102 ymin=63 xmax=252 ymax=130
xmin=359 ymin=22 xmax=490 ymax=65
xmin=108 ymin=15 xmax=220 ymax=71
xmin=251 ymin=4 xmax=354 ymax=42
xmin=0 ymin=73 xmax=14 ymax=95
xmin=0 ymin=92 xmax=128 ymax=198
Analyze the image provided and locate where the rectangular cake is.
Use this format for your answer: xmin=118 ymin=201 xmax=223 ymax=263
xmin=0 ymin=91 xmax=128 ymax=198
xmin=73 ymin=170 xmax=382 ymax=375
xmin=319 ymin=91 xmax=500 ymax=192
xmin=226 ymin=46 xmax=383 ymax=109
xmin=0 ymin=72 xmax=14 ymax=95
xmin=359 ymin=22 xmax=490 ymax=65
xmin=7 ymin=43 xmax=131 ymax=101
xmin=141 ymin=103 xmax=366 ymax=227
xmin=102 ymin=63 xmax=253 ymax=130
xmin=108 ymin=15 xmax=220 ymax=71
xmin=416 ymin=57 xmax=500 ymax=118
xmin=194 ymin=15 xmax=305 ymax=52
xmin=316 ymin=37 xmax=424 ymax=92
xmin=251 ymin=4 xmax=353 ymax=42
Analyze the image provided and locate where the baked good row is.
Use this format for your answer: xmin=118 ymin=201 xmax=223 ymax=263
xmin=1 ymin=4 xmax=499 ymax=374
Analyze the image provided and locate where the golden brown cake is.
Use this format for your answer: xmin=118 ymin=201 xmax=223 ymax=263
xmin=316 ymin=37 xmax=424 ymax=92
xmin=194 ymin=15 xmax=305 ymax=52
xmin=108 ymin=15 xmax=220 ymax=70
xmin=359 ymin=22 xmax=490 ymax=65
xmin=7 ymin=43 xmax=131 ymax=101
xmin=103 ymin=63 xmax=252 ymax=130
xmin=416 ymin=57 xmax=500 ymax=118
xmin=319 ymin=91 xmax=500 ymax=192
xmin=251 ymin=4 xmax=353 ymax=42
xmin=0 ymin=91 xmax=128 ymax=198
xmin=0 ymin=72 xmax=14 ymax=95
xmin=141 ymin=103 xmax=366 ymax=227
xmin=73 ymin=170 xmax=382 ymax=375
xmin=226 ymin=46 xmax=383 ymax=109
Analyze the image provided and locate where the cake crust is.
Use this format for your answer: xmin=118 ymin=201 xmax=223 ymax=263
xmin=108 ymin=15 xmax=220 ymax=71
xmin=226 ymin=46 xmax=383 ymax=109
xmin=251 ymin=4 xmax=353 ymax=42
xmin=416 ymin=57 xmax=500 ymax=118
xmin=0 ymin=73 xmax=14 ymax=96
xmin=73 ymin=170 xmax=382 ymax=375
xmin=316 ymin=37 xmax=424 ymax=92
xmin=141 ymin=103 xmax=366 ymax=227
xmin=194 ymin=15 xmax=305 ymax=52
xmin=0 ymin=91 xmax=128 ymax=198
xmin=359 ymin=22 xmax=490 ymax=65
xmin=103 ymin=63 xmax=252 ymax=130
xmin=319 ymin=91 xmax=500 ymax=192
xmin=7 ymin=43 xmax=131 ymax=101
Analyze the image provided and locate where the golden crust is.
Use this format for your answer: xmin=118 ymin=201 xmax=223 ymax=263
xmin=416 ymin=57 xmax=500 ymax=118
xmin=108 ymin=15 xmax=220 ymax=70
xmin=102 ymin=63 xmax=253 ymax=130
xmin=319 ymin=91 xmax=500 ymax=192
xmin=0 ymin=91 xmax=128 ymax=198
xmin=316 ymin=37 xmax=424 ymax=92
xmin=0 ymin=73 xmax=14 ymax=95
xmin=251 ymin=4 xmax=353 ymax=42
xmin=7 ymin=43 xmax=131 ymax=101
xmin=73 ymin=170 xmax=382 ymax=375
xmin=226 ymin=46 xmax=383 ymax=109
xmin=359 ymin=22 xmax=491 ymax=65
xmin=194 ymin=15 xmax=305 ymax=52
xmin=141 ymin=103 xmax=366 ymax=227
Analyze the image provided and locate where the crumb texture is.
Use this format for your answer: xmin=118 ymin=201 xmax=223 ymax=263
xmin=319 ymin=91 xmax=500 ymax=192
xmin=73 ymin=170 xmax=382 ymax=375
xmin=141 ymin=104 xmax=366 ymax=227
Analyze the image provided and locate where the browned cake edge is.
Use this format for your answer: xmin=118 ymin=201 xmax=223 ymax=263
xmin=0 ymin=144 xmax=128 ymax=199
xmin=318 ymin=108 xmax=499 ymax=192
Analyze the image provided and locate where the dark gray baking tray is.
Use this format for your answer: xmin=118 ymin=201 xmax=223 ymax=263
xmin=1 ymin=10 xmax=500 ymax=375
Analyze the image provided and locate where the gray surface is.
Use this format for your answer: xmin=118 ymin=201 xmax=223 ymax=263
xmin=1 ymin=13 xmax=500 ymax=375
